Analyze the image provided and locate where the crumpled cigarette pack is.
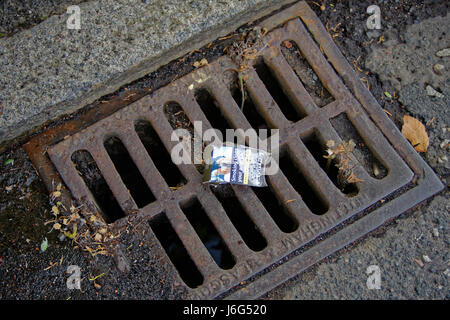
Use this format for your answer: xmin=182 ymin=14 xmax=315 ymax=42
xmin=203 ymin=144 xmax=270 ymax=187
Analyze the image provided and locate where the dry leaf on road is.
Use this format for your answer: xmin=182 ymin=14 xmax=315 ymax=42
xmin=401 ymin=115 xmax=429 ymax=152
xmin=193 ymin=58 xmax=208 ymax=68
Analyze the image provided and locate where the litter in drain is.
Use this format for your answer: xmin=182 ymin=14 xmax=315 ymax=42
xmin=24 ymin=1 xmax=443 ymax=299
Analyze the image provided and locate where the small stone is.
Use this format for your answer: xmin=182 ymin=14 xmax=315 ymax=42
xmin=426 ymin=85 xmax=444 ymax=98
xmin=413 ymin=258 xmax=424 ymax=268
xmin=437 ymin=155 xmax=448 ymax=163
xmin=373 ymin=163 xmax=380 ymax=177
xmin=423 ymin=255 xmax=432 ymax=263
xmin=444 ymin=269 xmax=450 ymax=277
xmin=433 ymin=63 xmax=445 ymax=75
xmin=432 ymin=227 xmax=440 ymax=237
xmin=436 ymin=48 xmax=450 ymax=57
xmin=440 ymin=139 xmax=449 ymax=150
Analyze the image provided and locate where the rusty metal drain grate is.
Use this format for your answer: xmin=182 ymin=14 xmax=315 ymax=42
xmin=25 ymin=1 xmax=443 ymax=299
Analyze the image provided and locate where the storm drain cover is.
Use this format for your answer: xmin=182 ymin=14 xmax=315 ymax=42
xmin=25 ymin=1 xmax=443 ymax=299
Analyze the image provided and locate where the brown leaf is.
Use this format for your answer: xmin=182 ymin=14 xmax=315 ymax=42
xmin=401 ymin=115 xmax=429 ymax=152
xmin=193 ymin=58 xmax=208 ymax=68
xmin=51 ymin=191 xmax=61 ymax=199
xmin=282 ymin=40 xmax=292 ymax=49
xmin=94 ymin=233 xmax=102 ymax=242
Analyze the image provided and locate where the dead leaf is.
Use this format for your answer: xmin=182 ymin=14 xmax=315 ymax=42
xmin=346 ymin=171 xmax=364 ymax=184
xmin=51 ymin=205 xmax=60 ymax=217
xmin=401 ymin=115 xmax=429 ymax=152
xmin=94 ymin=233 xmax=102 ymax=242
xmin=193 ymin=58 xmax=208 ymax=68
xmin=282 ymin=40 xmax=292 ymax=49
xmin=51 ymin=191 xmax=61 ymax=199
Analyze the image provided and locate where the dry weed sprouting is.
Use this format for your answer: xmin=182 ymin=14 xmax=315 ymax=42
xmin=324 ymin=139 xmax=363 ymax=189
xmin=225 ymin=26 xmax=270 ymax=110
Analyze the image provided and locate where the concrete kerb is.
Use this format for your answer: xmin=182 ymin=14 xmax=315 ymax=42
xmin=0 ymin=0 xmax=297 ymax=152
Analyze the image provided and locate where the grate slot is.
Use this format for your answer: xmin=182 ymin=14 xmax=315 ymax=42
xmin=331 ymin=113 xmax=388 ymax=180
xmin=301 ymin=130 xmax=359 ymax=196
xmin=210 ymin=184 xmax=267 ymax=252
xmin=135 ymin=119 xmax=187 ymax=188
xmin=195 ymin=88 xmax=233 ymax=140
xmin=231 ymin=85 xmax=270 ymax=131
xmin=164 ymin=101 xmax=194 ymax=132
xmin=207 ymin=80 xmax=254 ymax=133
xmin=245 ymin=68 xmax=289 ymax=129
xmin=251 ymin=181 xmax=299 ymax=233
xmin=262 ymin=48 xmax=318 ymax=114
xmin=71 ymin=150 xmax=125 ymax=223
xmin=87 ymin=141 xmax=140 ymax=213
xmin=180 ymin=197 xmax=236 ymax=270
xmin=104 ymin=136 xmax=156 ymax=208
xmin=287 ymin=18 xmax=350 ymax=101
xmin=254 ymin=59 xmax=306 ymax=122
xmin=278 ymin=147 xmax=329 ymax=215
xmin=280 ymin=40 xmax=334 ymax=107
xmin=149 ymin=212 xmax=204 ymax=288
xmin=162 ymin=102 xmax=205 ymax=173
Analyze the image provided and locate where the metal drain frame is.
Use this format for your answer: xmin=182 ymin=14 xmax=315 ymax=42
xmin=24 ymin=1 xmax=443 ymax=300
